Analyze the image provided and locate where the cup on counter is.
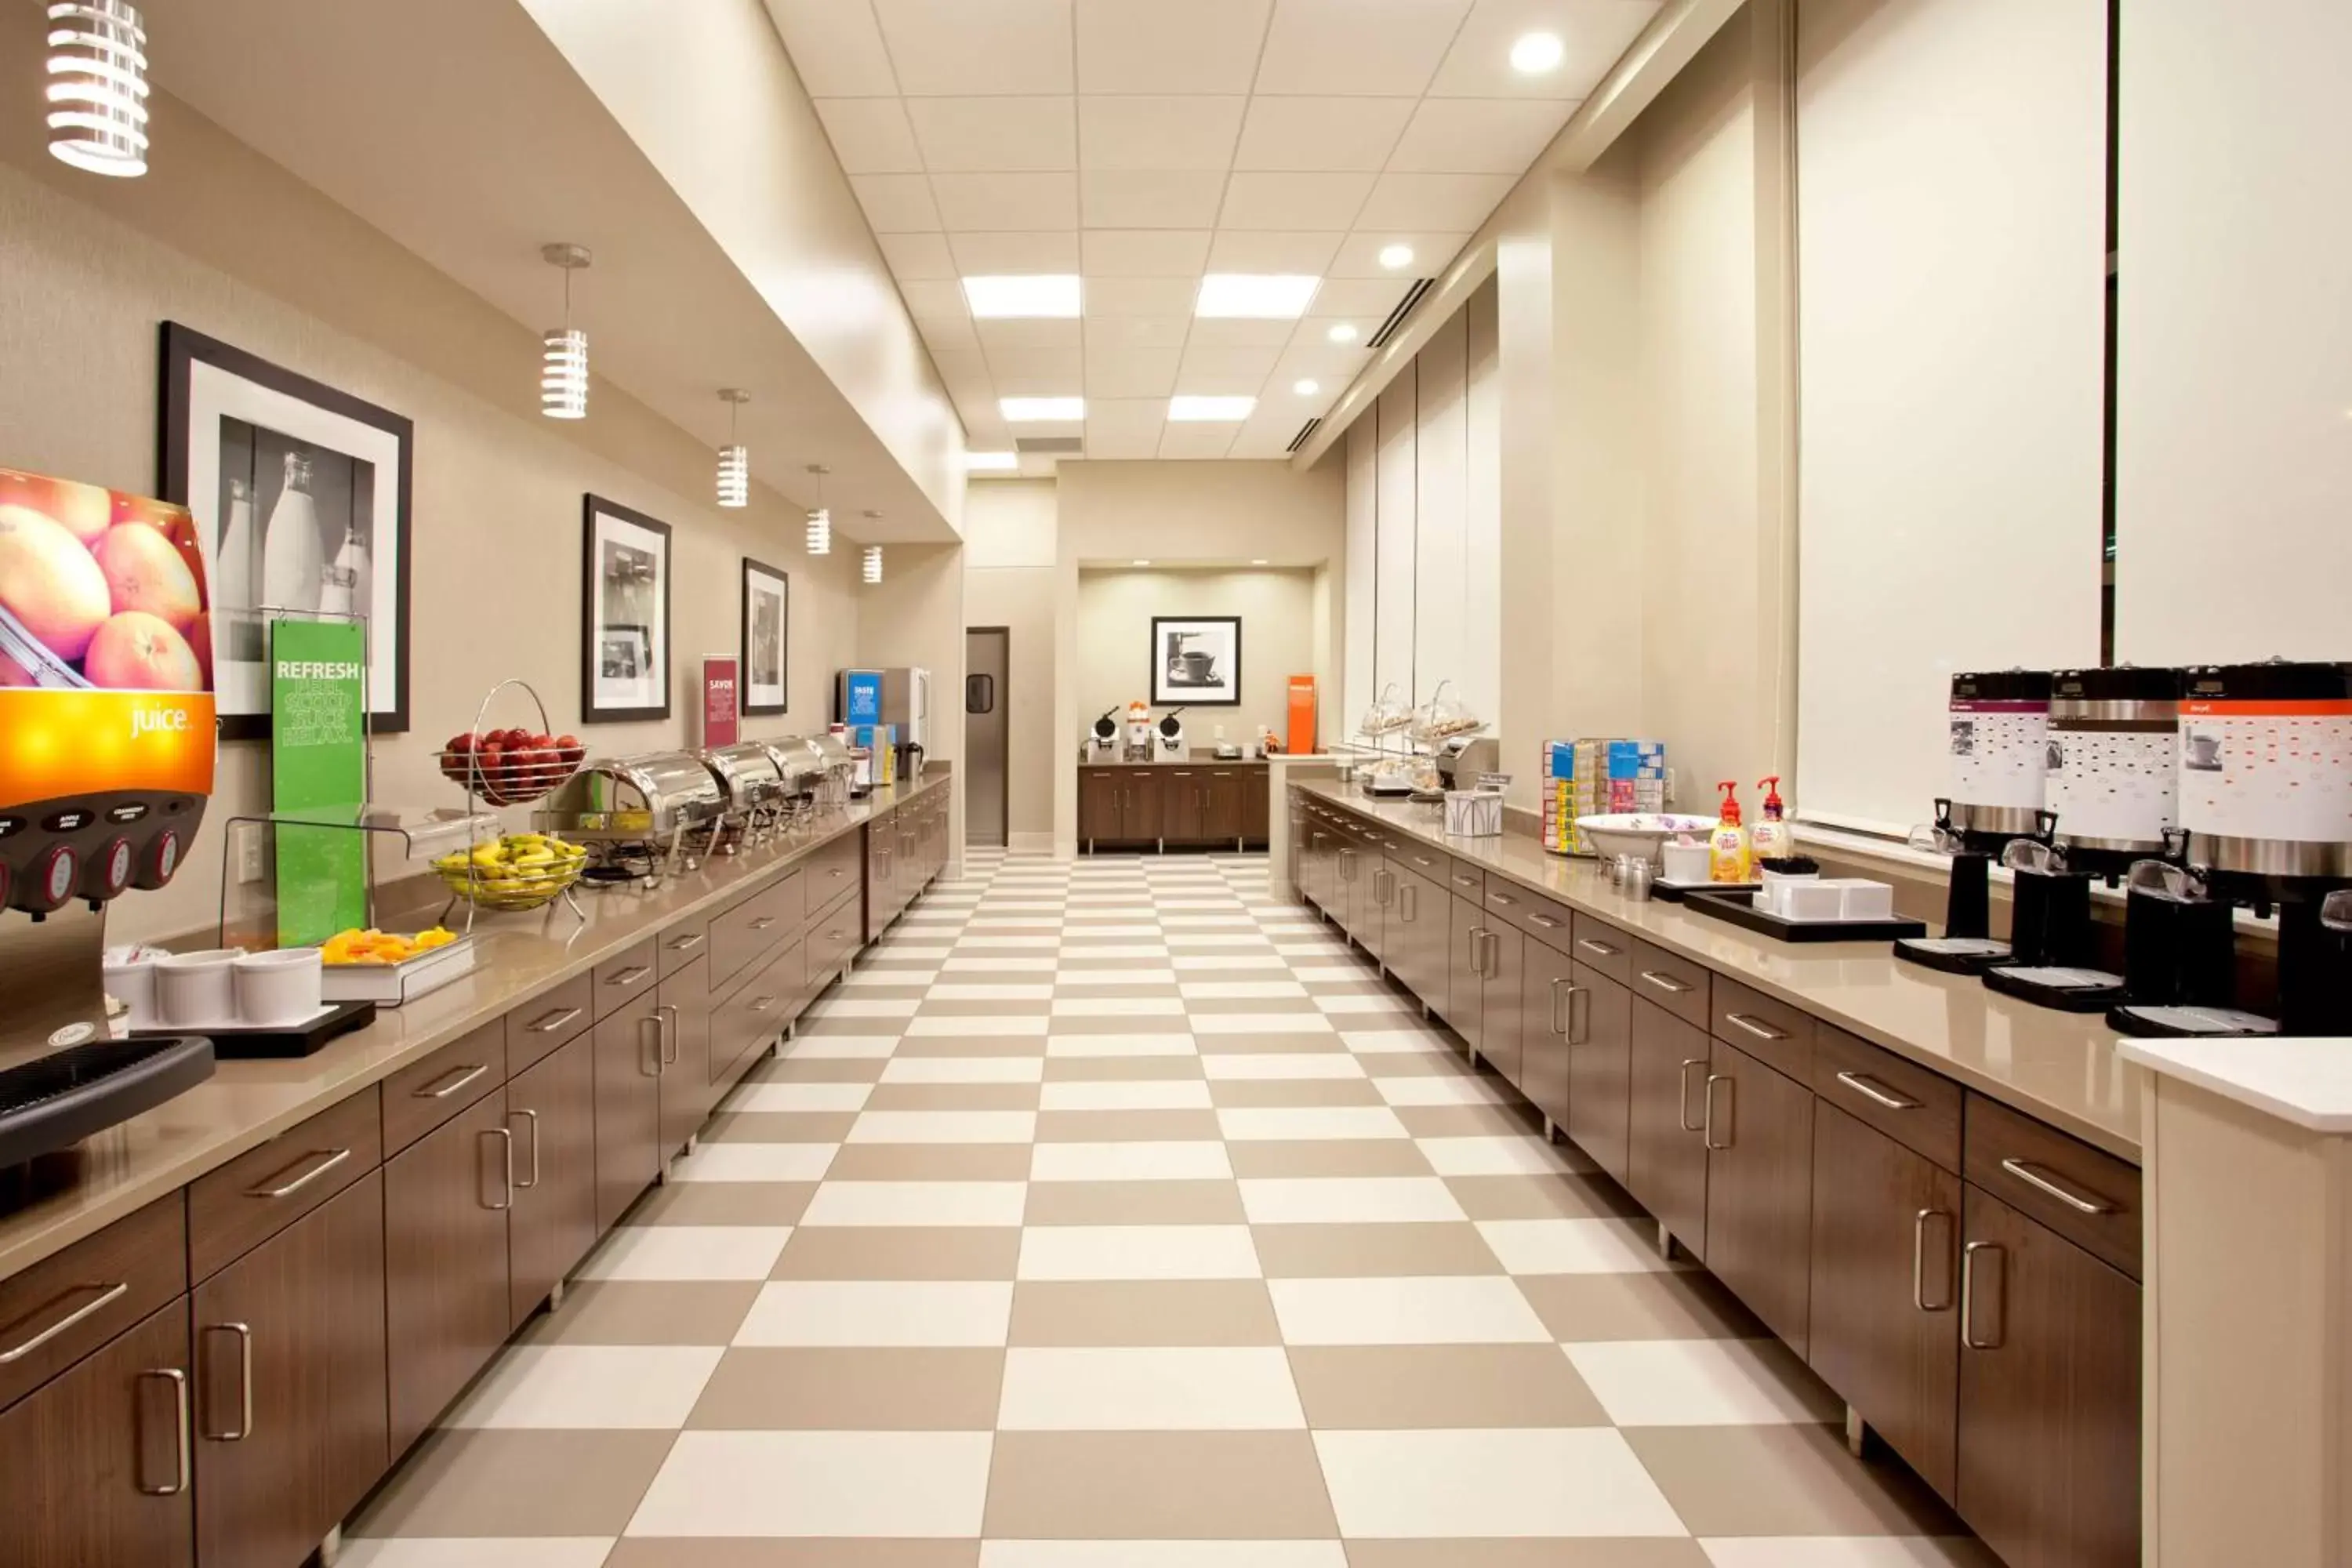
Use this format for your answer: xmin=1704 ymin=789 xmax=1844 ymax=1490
xmin=233 ymin=949 xmax=324 ymax=1025
xmin=155 ymin=949 xmax=240 ymax=1028
xmin=103 ymin=953 xmax=161 ymax=1031
xmin=1660 ymin=843 xmax=1710 ymax=884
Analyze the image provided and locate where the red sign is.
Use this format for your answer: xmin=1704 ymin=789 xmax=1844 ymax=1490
xmin=702 ymin=657 xmax=739 ymax=747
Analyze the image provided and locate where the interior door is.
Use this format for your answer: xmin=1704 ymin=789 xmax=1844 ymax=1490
xmin=964 ymin=627 xmax=1009 ymax=848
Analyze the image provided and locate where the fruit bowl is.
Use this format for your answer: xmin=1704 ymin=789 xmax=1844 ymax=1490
xmin=438 ymin=727 xmax=587 ymax=807
xmin=434 ymin=833 xmax=590 ymax=912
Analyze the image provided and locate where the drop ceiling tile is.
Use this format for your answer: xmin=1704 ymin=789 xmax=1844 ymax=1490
xmin=1204 ymin=231 xmax=1345 ymax=274
xmin=1388 ymin=96 xmax=1573 ymax=172
xmin=948 ymin=230 xmax=1085 ymax=273
xmin=1218 ymin=171 xmax=1375 ymax=230
xmin=985 ymin=347 xmax=1087 ymax=395
xmin=1084 ymin=398 xmax=1169 ymax=457
xmin=1175 ymin=343 xmax=1282 ymax=394
xmin=929 ymin=347 xmax=996 ymax=396
xmin=1275 ymin=342 xmax=1375 ymax=382
xmin=1227 ymin=425 xmax=1303 ymax=460
xmin=763 ymin=0 xmax=901 ymax=96
xmin=978 ymin=318 xmax=1085 ymax=352
xmin=815 ymin=98 xmax=924 ymax=173
xmin=880 ymin=231 xmax=960 ymax=281
xmin=1428 ymin=0 xmax=1661 ymax=100
xmin=1186 ymin=317 xmax=1301 ymax=350
xmin=1327 ymin=231 xmax=1469 ymax=278
xmin=1356 ymin=172 xmax=1516 ymax=231
xmin=906 ymin=96 xmax=1078 ymax=172
xmin=871 ymin=0 xmax=1076 ymax=96
xmin=851 ymin=172 xmax=943 ymax=232
xmin=1083 ymin=276 xmax=1202 ymax=316
xmin=917 ymin=312 xmax=984 ymax=353
xmin=948 ymin=383 xmax=1002 ymax=428
xmin=1255 ymin=0 xmax=1475 ymax=96
xmin=1077 ymin=96 xmax=1249 ymax=171
xmin=1081 ymin=229 xmax=1214 ymax=275
xmin=1159 ymin=423 xmax=1240 ymax=459
xmin=1082 ymin=347 xmax=1184 ymax=397
xmin=1073 ymin=0 xmax=1276 ymax=93
xmin=1085 ymin=314 xmax=1193 ymax=350
xmin=1232 ymin=97 xmax=1417 ymax=173
xmin=1080 ymin=169 xmax=1229 ymax=230
xmin=930 ymin=172 xmax=1080 ymax=230
xmin=899 ymin=278 xmax=974 ymax=320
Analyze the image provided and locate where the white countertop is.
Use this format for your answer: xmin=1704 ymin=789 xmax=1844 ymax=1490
xmin=2118 ymin=1037 xmax=2352 ymax=1133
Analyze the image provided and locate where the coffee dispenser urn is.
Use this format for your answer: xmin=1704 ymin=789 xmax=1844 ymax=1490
xmin=1896 ymin=670 xmax=2056 ymax=973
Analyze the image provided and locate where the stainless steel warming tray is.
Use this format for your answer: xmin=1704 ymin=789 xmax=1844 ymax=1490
xmin=757 ymin=735 xmax=830 ymax=804
xmin=806 ymin=732 xmax=855 ymax=810
xmin=699 ymin=740 xmax=791 ymax=813
xmin=537 ymin=750 xmax=726 ymax=844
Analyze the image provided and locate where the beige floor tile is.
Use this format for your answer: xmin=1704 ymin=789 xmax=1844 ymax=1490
xmin=1210 ymin=1078 xmax=1386 ymax=1109
xmin=1341 ymin=1543 xmax=1708 ymax=1567
xmin=607 ymin=1542 xmax=978 ymax=1568
xmin=350 ymin=1429 xmax=676 ymax=1537
xmin=1392 ymin=1101 xmax=1547 ymax=1138
xmin=1516 ymin=1271 xmax=1767 ymax=1341
xmin=1288 ymin=1344 xmax=1610 ymax=1428
xmin=1443 ymin=1172 xmax=1648 ymax=1221
xmin=922 ymin=997 xmax=1056 ymax=1016
xmin=1184 ymin=996 xmax=1326 ymax=1015
xmin=772 ymin=1226 xmax=1023 ymax=1280
xmin=1340 ymin=1051 xmax=1470 ymax=1079
xmin=705 ymin=1110 xmax=862 ymax=1144
xmin=795 ymin=1017 xmax=906 ymax=1036
xmin=1036 ymin=1109 xmax=1225 ymax=1142
xmin=1251 ymin=1222 xmax=1502 ymax=1278
xmin=756 ymin=1055 xmax=894 ymax=1082
xmin=1041 ymin=1054 xmax=1207 ymax=1082
xmin=1225 ymin=1140 xmax=1434 ymax=1178
xmin=1008 ymin=1279 xmax=1281 ymax=1346
xmin=520 ymin=1281 xmax=760 ymax=1345
xmin=1045 ymin=1014 xmax=1195 ymax=1036
xmin=895 ymin=1033 xmax=1054 ymax=1056
xmin=1025 ymin=1180 xmax=1248 ymax=1226
xmin=865 ymin=1082 xmax=1047 ymax=1111
xmin=689 ymin=1347 xmax=1004 ymax=1429
xmin=627 ymin=1181 xmax=817 ymax=1227
xmin=984 ymin=1432 xmax=1338 ymax=1539
xmin=825 ymin=1143 xmax=1035 ymax=1181
xmin=1624 ymin=1424 xmax=1975 ymax=1540
xmin=1195 ymin=1032 xmax=1349 ymax=1054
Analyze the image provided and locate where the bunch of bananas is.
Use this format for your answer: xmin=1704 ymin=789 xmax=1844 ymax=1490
xmin=434 ymin=832 xmax=589 ymax=910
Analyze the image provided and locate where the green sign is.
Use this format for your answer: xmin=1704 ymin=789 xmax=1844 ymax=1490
xmin=270 ymin=619 xmax=368 ymax=946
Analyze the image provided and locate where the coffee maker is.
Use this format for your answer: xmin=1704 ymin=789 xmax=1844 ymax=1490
xmin=1156 ymin=707 xmax=1186 ymax=758
xmin=1896 ymin=670 xmax=2056 ymax=973
xmin=2112 ymin=659 xmax=2352 ymax=1039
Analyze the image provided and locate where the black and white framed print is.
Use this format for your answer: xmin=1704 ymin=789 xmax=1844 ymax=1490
xmin=160 ymin=321 xmax=413 ymax=739
xmin=581 ymin=495 xmax=672 ymax=723
xmin=741 ymin=557 xmax=789 ymax=716
xmin=1150 ymin=615 xmax=1242 ymax=706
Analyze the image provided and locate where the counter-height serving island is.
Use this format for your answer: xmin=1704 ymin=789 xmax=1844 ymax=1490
xmin=1290 ymin=779 xmax=2140 ymax=1568
xmin=1077 ymin=753 xmax=1271 ymax=853
xmin=0 ymin=774 xmax=949 ymax=1568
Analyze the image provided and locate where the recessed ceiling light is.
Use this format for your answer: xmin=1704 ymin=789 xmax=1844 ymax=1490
xmin=963 ymin=274 xmax=1080 ymax=318
xmin=1131 ymin=558 xmax=1151 ymax=567
xmin=964 ymin=451 xmax=1018 ymax=472
xmin=1168 ymin=395 xmax=1256 ymax=423
xmin=1251 ymin=558 xmax=1270 ymax=566
xmin=1001 ymin=396 xmax=1084 ymax=422
xmin=1377 ymin=243 xmax=1415 ymax=271
xmin=1292 ymin=379 xmax=1321 ymax=397
xmin=1510 ymin=31 xmax=1566 ymax=74
xmin=1195 ymin=274 xmax=1322 ymax=320
xmin=1327 ymin=322 xmax=1360 ymax=344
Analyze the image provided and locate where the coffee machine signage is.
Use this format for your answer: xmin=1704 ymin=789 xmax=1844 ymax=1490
xmin=2178 ymin=689 xmax=2352 ymax=847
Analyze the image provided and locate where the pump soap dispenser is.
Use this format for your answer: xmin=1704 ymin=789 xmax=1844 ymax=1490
xmin=1710 ymin=782 xmax=1751 ymax=884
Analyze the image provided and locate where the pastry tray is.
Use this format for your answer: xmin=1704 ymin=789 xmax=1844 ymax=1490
xmin=134 ymin=1000 xmax=378 ymax=1059
xmin=1679 ymin=888 xmax=1926 ymax=943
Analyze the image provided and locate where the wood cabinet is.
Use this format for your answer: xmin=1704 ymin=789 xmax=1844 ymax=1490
xmin=1956 ymin=1185 xmax=2140 ymax=1568
xmin=1808 ymin=1102 xmax=1962 ymax=1501
xmin=506 ymin=1033 xmax=598 ymax=1327
xmin=592 ymin=990 xmax=663 ymax=1232
xmin=1161 ymin=768 xmax=1205 ymax=842
xmin=1565 ymin=965 xmax=1634 ymax=1185
xmin=1214 ymin=768 xmax=1254 ymax=843
xmin=1518 ymin=934 xmax=1573 ymax=1125
xmin=192 ymin=1174 xmax=388 ymax=1568
xmin=1446 ymin=894 xmax=1486 ymax=1054
xmin=1703 ymin=1036 xmax=1815 ymax=1354
xmin=384 ymin=1091 xmax=514 ymax=1454
xmin=1081 ymin=768 xmax=1160 ymax=847
xmin=1627 ymin=1000 xmax=1710 ymax=1256
xmin=659 ymin=955 xmax=716 ymax=1160
xmin=1382 ymin=860 xmax=1448 ymax=1021
xmin=0 ymin=1302 xmax=193 ymax=1568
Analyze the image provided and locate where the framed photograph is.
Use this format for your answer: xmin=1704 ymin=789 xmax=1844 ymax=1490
xmin=160 ymin=321 xmax=412 ymax=739
xmin=741 ymin=557 xmax=789 ymax=716
xmin=581 ymin=495 xmax=672 ymax=723
xmin=1150 ymin=615 xmax=1242 ymax=706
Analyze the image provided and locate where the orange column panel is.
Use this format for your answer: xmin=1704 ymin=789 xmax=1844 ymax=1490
xmin=1286 ymin=675 xmax=1316 ymax=757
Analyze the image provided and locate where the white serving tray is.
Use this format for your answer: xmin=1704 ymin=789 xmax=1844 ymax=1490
xmin=321 ymin=937 xmax=477 ymax=1006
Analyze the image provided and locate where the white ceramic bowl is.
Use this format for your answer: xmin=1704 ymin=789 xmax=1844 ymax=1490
xmin=233 ymin=948 xmax=324 ymax=1025
xmin=1573 ymin=814 xmax=1715 ymax=867
xmin=155 ymin=949 xmax=240 ymax=1028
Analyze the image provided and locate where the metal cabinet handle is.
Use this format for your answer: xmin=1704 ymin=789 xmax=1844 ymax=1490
xmin=136 ymin=1367 xmax=191 ymax=1496
xmin=0 ymin=1280 xmax=130 ymax=1363
xmin=1999 ymin=1157 xmax=2114 ymax=1214
xmin=1677 ymin=1058 xmax=1708 ymax=1132
xmin=1489 ymin=891 xmax=1517 ymax=907
xmin=245 ymin=1146 xmax=352 ymax=1200
xmin=1639 ymin=969 xmax=1692 ymax=995
xmin=1548 ymin=976 xmax=1570 ymax=1036
xmin=1834 ymin=1069 xmax=1920 ymax=1111
xmin=198 ymin=1322 xmax=254 ymax=1441
xmin=1529 ymin=912 xmax=1562 ymax=929
xmin=658 ymin=1004 xmax=681 ymax=1065
xmin=1399 ymin=882 xmax=1417 ymax=923
xmin=749 ymin=916 xmax=779 ymax=931
xmin=1453 ymin=873 xmax=1479 ymax=888
xmin=639 ymin=1014 xmax=666 ymax=1077
xmin=528 ymin=1005 xmax=583 ymax=1034
xmin=1724 ymin=1012 xmax=1788 ymax=1042
xmin=1570 ymin=984 xmax=1592 ymax=1043
xmin=482 ymin=1127 xmax=516 ymax=1211
xmin=1961 ymin=1241 xmax=2005 ymax=1348
xmin=666 ymin=931 xmax=706 ymax=952
xmin=1702 ymin=1073 xmax=1733 ymax=1149
xmin=747 ymin=994 xmax=779 ymax=1014
xmin=416 ymin=1062 xmax=489 ymax=1100
xmin=606 ymin=964 xmax=653 ymax=988
xmin=511 ymin=1108 xmax=542 ymax=1189
xmin=1913 ymin=1210 xmax=1955 ymax=1312
xmin=1577 ymin=936 xmax=1621 ymax=957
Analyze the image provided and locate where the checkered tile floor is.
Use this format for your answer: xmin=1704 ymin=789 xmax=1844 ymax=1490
xmin=346 ymin=849 xmax=1997 ymax=1567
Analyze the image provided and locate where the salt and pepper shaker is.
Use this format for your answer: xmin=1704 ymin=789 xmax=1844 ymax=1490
xmin=1624 ymin=858 xmax=1654 ymax=902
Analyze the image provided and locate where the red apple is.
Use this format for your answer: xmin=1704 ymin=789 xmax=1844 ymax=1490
xmin=0 ymin=503 xmax=112 ymax=662
xmin=84 ymin=611 xmax=203 ymax=691
xmin=92 ymin=521 xmax=203 ymax=633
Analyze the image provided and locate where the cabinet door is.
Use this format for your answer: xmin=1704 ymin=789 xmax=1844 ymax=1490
xmin=1123 ymin=771 xmax=1163 ymax=841
xmin=193 ymin=1174 xmax=389 ymax=1568
xmin=0 ymin=1303 xmax=193 ymax=1568
xmin=1566 ymin=967 xmax=1634 ymax=1185
xmin=593 ymin=990 xmax=663 ymax=1232
xmin=1479 ymin=921 xmax=1526 ymax=1090
xmin=1809 ymin=1103 xmax=1962 ymax=1500
xmin=1626 ymin=1000 xmax=1710 ymax=1255
xmin=1205 ymin=771 xmax=1245 ymax=840
xmin=659 ymin=956 xmax=715 ymax=1159
xmin=1240 ymin=770 xmax=1270 ymax=843
xmin=1518 ymin=936 xmax=1573 ymax=1123
xmin=1387 ymin=864 xmax=1446 ymax=1016
xmin=1163 ymin=769 xmax=1203 ymax=842
xmin=1080 ymin=771 xmax=1118 ymax=846
xmin=1703 ymin=1037 xmax=1815 ymax=1354
xmin=1955 ymin=1186 xmax=2140 ymax=1568
xmin=1348 ymin=847 xmax=1388 ymax=961
xmin=384 ymin=1092 xmax=514 ymax=1455
xmin=507 ymin=1033 xmax=598 ymax=1327
xmin=1446 ymin=895 xmax=1486 ymax=1051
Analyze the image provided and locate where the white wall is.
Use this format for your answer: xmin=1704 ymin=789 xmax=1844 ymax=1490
xmin=1076 ymin=568 xmax=1319 ymax=745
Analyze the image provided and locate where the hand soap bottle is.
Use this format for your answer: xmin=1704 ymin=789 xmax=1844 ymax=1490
xmin=1750 ymin=775 xmax=1791 ymax=865
xmin=1710 ymin=782 xmax=1751 ymax=884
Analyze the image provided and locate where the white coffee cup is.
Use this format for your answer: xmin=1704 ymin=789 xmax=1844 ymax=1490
xmin=103 ymin=955 xmax=160 ymax=1030
xmin=233 ymin=949 xmax=324 ymax=1026
xmin=1660 ymin=843 xmax=1711 ymax=884
xmin=156 ymin=949 xmax=240 ymax=1028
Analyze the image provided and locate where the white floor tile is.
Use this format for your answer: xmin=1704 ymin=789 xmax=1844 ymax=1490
xmin=1052 ymin=996 xmax=1188 ymax=1016
xmin=1699 ymin=1541 xmax=1996 ymax=1567
xmin=731 ymin=1081 xmax=873 ymax=1112
xmin=1199 ymin=1052 xmax=1367 ymax=1080
xmin=1316 ymin=993 xmax=1416 ymax=1015
xmin=1312 ymin=1427 xmax=1686 ymax=1537
xmin=627 ymin=1431 xmax=994 ymax=1537
xmin=1191 ymin=1013 xmax=1336 ymax=1036
xmin=1052 ymin=944 xmax=1172 ymax=960
xmin=1163 ymin=934 xmax=1275 ymax=949
xmin=944 ymin=956 xmax=1061 ymax=972
xmin=869 ymin=945 xmax=952 ymax=960
xmin=666 ymin=1142 xmax=838 ymax=1183
xmin=1045 ymin=1032 xmax=1200 ymax=1058
xmin=340 ymin=1543 xmax=616 ymax=1568
xmin=444 ymin=1345 xmax=721 ymax=1429
xmin=847 ymin=1109 xmax=1040 ymax=1144
xmin=979 ymin=1545 xmax=1345 ymax=1568
xmin=1171 ymin=953 xmax=1288 ymax=971
xmin=1058 ymin=923 xmax=1163 ymax=938
xmin=880 ymin=1055 xmax=1048 ymax=1083
xmin=1239 ymin=1177 xmax=1468 ymax=1225
xmin=1179 ymin=981 xmax=1310 ymax=1000
xmin=784 ymin=1035 xmax=898 ymax=1059
xmin=1284 ymin=965 xmax=1367 ymax=983
xmin=996 ymin=1347 xmax=1304 ymax=1430
xmin=1216 ymin=1106 xmax=1409 ymax=1142
xmin=1039 ymin=1079 xmax=1214 ymax=1111
xmin=1474 ymin=1218 xmax=1677 ymax=1276
xmin=1416 ymin=1135 xmax=1595 ymax=1177
xmin=1341 ymin=1028 xmax=1450 ymax=1055
xmin=927 ymin=983 xmax=1056 ymax=1001
xmin=733 ymin=1279 xmax=1014 ymax=1346
xmin=1016 ymin=1225 xmax=1261 ymax=1281
xmin=575 ymin=1225 xmax=794 ymax=1282
xmin=804 ymin=997 xmax=923 ymax=1018
xmin=958 ymin=935 xmax=1062 ymax=949
xmin=1374 ymin=1075 xmax=1505 ymax=1107
xmin=905 ymin=1014 xmax=1051 ymax=1036
xmin=1267 ymin=1276 xmax=1549 ymax=1345
xmin=1054 ymin=968 xmax=1179 ymax=986
xmin=844 ymin=967 xmax=938 ymax=987
xmin=798 ymin=1181 xmax=1029 ymax=1228
xmin=1563 ymin=1338 xmax=1842 ymax=1426
xmin=1030 ymin=1141 xmax=1233 ymax=1182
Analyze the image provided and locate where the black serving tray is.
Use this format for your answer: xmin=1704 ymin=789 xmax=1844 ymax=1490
xmin=1981 ymin=965 xmax=2127 ymax=1014
xmin=1894 ymin=935 xmax=2013 ymax=975
xmin=1681 ymin=888 xmax=1926 ymax=943
xmin=1653 ymin=878 xmax=1759 ymax=905
xmin=133 ymin=999 xmax=377 ymax=1060
xmin=0 ymin=1035 xmax=215 ymax=1169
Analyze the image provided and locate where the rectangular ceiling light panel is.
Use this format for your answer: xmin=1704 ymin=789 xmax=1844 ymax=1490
xmin=1002 ymin=396 xmax=1087 ymax=422
xmin=964 ymin=274 xmax=1083 ymax=318
xmin=1195 ymin=274 xmax=1323 ymax=319
xmin=1169 ymin=395 xmax=1258 ymax=422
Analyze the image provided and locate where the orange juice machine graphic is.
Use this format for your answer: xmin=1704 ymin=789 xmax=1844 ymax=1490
xmin=0 ymin=466 xmax=216 ymax=1168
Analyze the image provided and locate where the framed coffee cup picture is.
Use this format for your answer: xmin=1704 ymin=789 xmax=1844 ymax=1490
xmin=1150 ymin=615 xmax=1240 ymax=706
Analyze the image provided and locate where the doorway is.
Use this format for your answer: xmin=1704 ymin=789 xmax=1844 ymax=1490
xmin=964 ymin=626 xmax=1009 ymax=848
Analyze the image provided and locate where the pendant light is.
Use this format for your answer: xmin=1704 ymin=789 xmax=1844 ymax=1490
xmin=715 ymin=389 xmax=750 ymax=508
xmin=862 ymin=544 xmax=884 ymax=586
xmin=804 ymin=464 xmax=832 ymax=556
xmin=539 ymin=243 xmax=592 ymax=420
xmin=46 ymin=1 xmax=150 ymax=178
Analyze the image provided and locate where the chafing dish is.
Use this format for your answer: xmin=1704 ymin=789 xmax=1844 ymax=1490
xmin=536 ymin=750 xmax=728 ymax=883
xmin=806 ymin=732 xmax=855 ymax=811
xmin=699 ymin=740 xmax=793 ymax=850
xmin=758 ymin=735 xmax=830 ymax=807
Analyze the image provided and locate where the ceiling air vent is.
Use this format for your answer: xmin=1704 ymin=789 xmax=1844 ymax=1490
xmin=1367 ymin=278 xmax=1435 ymax=349
xmin=1014 ymin=436 xmax=1083 ymax=456
xmin=1285 ymin=417 xmax=1323 ymax=455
